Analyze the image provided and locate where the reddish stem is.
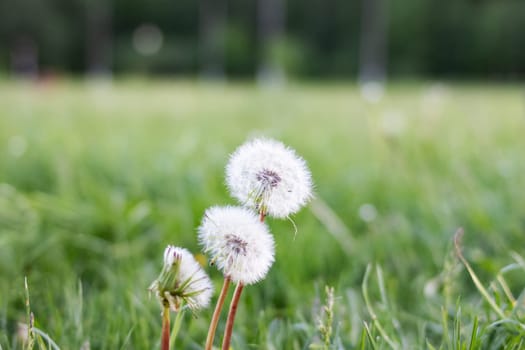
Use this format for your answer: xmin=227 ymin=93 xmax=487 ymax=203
xmin=221 ymin=283 xmax=244 ymax=350
xmin=205 ymin=277 xmax=231 ymax=350
xmin=259 ymin=210 xmax=266 ymax=222
xmin=161 ymin=306 xmax=170 ymax=350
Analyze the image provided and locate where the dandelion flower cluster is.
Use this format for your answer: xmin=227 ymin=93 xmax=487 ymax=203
xmin=149 ymin=245 xmax=213 ymax=311
xmin=226 ymin=138 xmax=313 ymax=218
xmin=149 ymin=137 xmax=313 ymax=350
xmin=198 ymin=206 xmax=275 ymax=285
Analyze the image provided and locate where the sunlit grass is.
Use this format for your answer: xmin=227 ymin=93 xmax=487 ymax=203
xmin=1 ymin=79 xmax=525 ymax=349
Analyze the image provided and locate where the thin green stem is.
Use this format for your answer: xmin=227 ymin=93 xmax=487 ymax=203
xmin=221 ymin=283 xmax=244 ymax=350
xmin=170 ymin=308 xmax=185 ymax=349
xmin=454 ymin=229 xmax=506 ymax=319
xmin=205 ymin=277 xmax=231 ymax=350
xmin=31 ymin=328 xmax=60 ymax=350
xmin=362 ymin=264 xmax=399 ymax=349
xmin=24 ymin=277 xmax=34 ymax=350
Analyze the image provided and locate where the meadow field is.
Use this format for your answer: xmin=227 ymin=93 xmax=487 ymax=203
xmin=0 ymin=80 xmax=524 ymax=349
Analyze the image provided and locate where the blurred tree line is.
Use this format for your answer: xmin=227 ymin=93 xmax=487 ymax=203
xmin=0 ymin=0 xmax=524 ymax=79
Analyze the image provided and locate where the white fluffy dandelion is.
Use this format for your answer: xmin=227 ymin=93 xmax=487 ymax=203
xmin=198 ymin=206 xmax=275 ymax=285
xmin=150 ymin=245 xmax=213 ymax=311
xmin=226 ymin=138 xmax=313 ymax=218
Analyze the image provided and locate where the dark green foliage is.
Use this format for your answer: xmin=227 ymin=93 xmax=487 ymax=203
xmin=0 ymin=0 xmax=524 ymax=77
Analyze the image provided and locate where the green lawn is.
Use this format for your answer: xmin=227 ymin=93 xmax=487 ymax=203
xmin=1 ymin=80 xmax=525 ymax=349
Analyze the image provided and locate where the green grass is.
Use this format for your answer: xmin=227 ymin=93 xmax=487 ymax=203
xmin=0 ymin=80 xmax=525 ymax=349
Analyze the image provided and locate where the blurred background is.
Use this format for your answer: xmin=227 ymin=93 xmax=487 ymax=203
xmin=1 ymin=0 xmax=525 ymax=82
xmin=1 ymin=0 xmax=525 ymax=349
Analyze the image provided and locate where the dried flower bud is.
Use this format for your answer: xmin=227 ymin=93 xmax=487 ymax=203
xmin=149 ymin=246 xmax=213 ymax=311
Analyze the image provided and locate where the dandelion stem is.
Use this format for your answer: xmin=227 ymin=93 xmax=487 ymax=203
xmin=205 ymin=277 xmax=231 ymax=350
xmin=259 ymin=210 xmax=266 ymax=222
xmin=161 ymin=305 xmax=170 ymax=350
xmin=222 ymin=283 xmax=244 ymax=350
xmin=215 ymin=209 xmax=265 ymax=350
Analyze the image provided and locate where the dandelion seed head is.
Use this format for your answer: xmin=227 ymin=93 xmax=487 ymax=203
xmin=358 ymin=203 xmax=377 ymax=222
xmin=198 ymin=206 xmax=275 ymax=285
xmin=226 ymin=138 xmax=313 ymax=218
xmin=150 ymin=245 xmax=213 ymax=311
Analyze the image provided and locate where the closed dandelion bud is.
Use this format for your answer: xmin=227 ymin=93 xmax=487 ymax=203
xmin=226 ymin=137 xmax=313 ymax=218
xmin=149 ymin=246 xmax=213 ymax=312
xmin=198 ymin=206 xmax=275 ymax=285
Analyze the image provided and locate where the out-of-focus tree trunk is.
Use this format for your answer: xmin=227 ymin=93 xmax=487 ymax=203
xmin=85 ymin=0 xmax=112 ymax=77
xmin=10 ymin=35 xmax=38 ymax=78
xmin=359 ymin=0 xmax=387 ymax=84
xmin=257 ymin=0 xmax=285 ymax=84
xmin=199 ymin=0 xmax=227 ymax=79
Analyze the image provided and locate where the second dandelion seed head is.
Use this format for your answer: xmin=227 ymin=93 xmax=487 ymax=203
xmin=198 ymin=206 xmax=275 ymax=285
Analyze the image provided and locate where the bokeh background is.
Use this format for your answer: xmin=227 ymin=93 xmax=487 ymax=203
xmin=1 ymin=0 xmax=525 ymax=80
xmin=1 ymin=1 xmax=525 ymax=349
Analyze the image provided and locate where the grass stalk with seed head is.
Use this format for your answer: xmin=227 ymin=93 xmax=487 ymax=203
xmin=24 ymin=277 xmax=35 ymax=350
